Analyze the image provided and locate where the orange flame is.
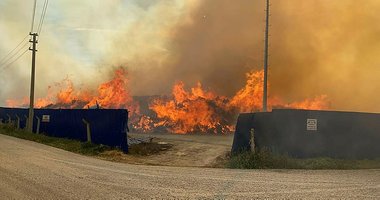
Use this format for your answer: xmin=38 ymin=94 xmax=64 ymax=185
xmin=84 ymin=68 xmax=139 ymax=114
xmin=6 ymin=68 xmax=329 ymax=134
xmin=150 ymin=81 xmax=232 ymax=134
xmin=5 ymin=97 xmax=29 ymax=108
xmin=6 ymin=67 xmax=139 ymax=113
xmin=228 ymin=70 xmax=265 ymax=112
xmin=227 ymin=70 xmax=330 ymax=112
xmin=149 ymin=70 xmax=329 ymax=134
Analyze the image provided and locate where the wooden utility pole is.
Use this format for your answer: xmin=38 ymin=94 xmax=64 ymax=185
xmin=263 ymin=0 xmax=270 ymax=112
xmin=27 ymin=32 xmax=38 ymax=132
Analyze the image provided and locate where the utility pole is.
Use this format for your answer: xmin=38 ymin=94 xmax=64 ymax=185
xmin=263 ymin=0 xmax=270 ymax=112
xmin=27 ymin=32 xmax=38 ymax=132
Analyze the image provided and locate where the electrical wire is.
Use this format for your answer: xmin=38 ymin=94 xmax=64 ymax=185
xmin=37 ymin=0 xmax=47 ymax=34
xmin=0 ymin=48 xmax=29 ymax=72
xmin=0 ymin=42 xmax=29 ymax=67
xmin=31 ymin=0 xmax=37 ymax=32
xmin=0 ymin=35 xmax=29 ymax=65
xmin=37 ymin=0 xmax=49 ymax=35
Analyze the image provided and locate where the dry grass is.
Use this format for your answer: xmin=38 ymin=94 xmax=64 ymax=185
xmin=128 ymin=142 xmax=173 ymax=156
xmin=228 ymin=149 xmax=380 ymax=169
xmin=0 ymin=124 xmax=112 ymax=156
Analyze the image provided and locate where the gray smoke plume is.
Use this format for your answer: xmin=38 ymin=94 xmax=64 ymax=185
xmin=1 ymin=0 xmax=380 ymax=113
xmin=125 ymin=0 xmax=380 ymax=113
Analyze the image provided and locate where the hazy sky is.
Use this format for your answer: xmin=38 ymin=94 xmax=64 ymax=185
xmin=1 ymin=0 xmax=380 ymax=113
xmin=0 ymin=0 xmax=194 ymax=103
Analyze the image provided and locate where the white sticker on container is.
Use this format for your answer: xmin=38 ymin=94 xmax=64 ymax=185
xmin=307 ymin=119 xmax=317 ymax=131
xmin=42 ymin=115 xmax=50 ymax=123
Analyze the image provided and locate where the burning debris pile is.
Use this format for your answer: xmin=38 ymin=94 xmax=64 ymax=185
xmin=6 ymin=67 xmax=329 ymax=134
xmin=7 ymin=68 xmax=140 ymax=113
xmin=146 ymin=82 xmax=235 ymax=134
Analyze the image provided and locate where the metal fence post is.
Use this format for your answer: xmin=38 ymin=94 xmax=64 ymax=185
xmin=24 ymin=115 xmax=28 ymax=130
xmin=16 ymin=115 xmax=20 ymax=130
xmin=7 ymin=114 xmax=11 ymax=124
xmin=82 ymin=119 xmax=91 ymax=143
xmin=36 ymin=116 xmax=41 ymax=134
xmin=250 ymin=128 xmax=255 ymax=152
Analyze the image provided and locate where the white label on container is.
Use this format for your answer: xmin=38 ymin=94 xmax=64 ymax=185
xmin=307 ymin=119 xmax=317 ymax=131
xmin=42 ymin=115 xmax=50 ymax=123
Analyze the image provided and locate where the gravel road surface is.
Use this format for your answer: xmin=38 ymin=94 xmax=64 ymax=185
xmin=0 ymin=134 xmax=379 ymax=199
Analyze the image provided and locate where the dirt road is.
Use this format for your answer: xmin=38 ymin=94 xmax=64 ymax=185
xmin=122 ymin=133 xmax=233 ymax=167
xmin=0 ymin=134 xmax=379 ymax=199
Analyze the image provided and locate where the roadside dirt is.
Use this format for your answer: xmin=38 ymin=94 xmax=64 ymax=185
xmin=1 ymin=133 xmax=378 ymax=199
xmin=98 ymin=133 xmax=234 ymax=167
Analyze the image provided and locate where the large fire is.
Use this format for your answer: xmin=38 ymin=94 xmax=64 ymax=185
xmin=6 ymin=68 xmax=329 ymax=134
xmin=8 ymin=68 xmax=139 ymax=113
xmin=146 ymin=70 xmax=329 ymax=134
xmin=149 ymin=82 xmax=234 ymax=134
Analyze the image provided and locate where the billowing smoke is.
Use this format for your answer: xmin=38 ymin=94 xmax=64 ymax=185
xmin=0 ymin=0 xmax=197 ymax=104
xmin=1 ymin=0 xmax=380 ymax=113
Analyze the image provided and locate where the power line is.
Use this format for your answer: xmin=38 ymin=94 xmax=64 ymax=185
xmin=0 ymin=48 xmax=29 ymax=72
xmin=0 ymin=42 xmax=29 ymax=67
xmin=0 ymin=35 xmax=29 ymax=65
xmin=31 ymin=0 xmax=38 ymax=32
xmin=37 ymin=0 xmax=47 ymax=33
xmin=37 ymin=0 xmax=49 ymax=35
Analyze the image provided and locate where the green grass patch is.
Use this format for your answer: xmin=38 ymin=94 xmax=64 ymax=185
xmin=228 ymin=148 xmax=380 ymax=169
xmin=0 ymin=124 xmax=112 ymax=156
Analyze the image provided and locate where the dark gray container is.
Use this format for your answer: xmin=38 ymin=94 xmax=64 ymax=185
xmin=232 ymin=109 xmax=380 ymax=159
